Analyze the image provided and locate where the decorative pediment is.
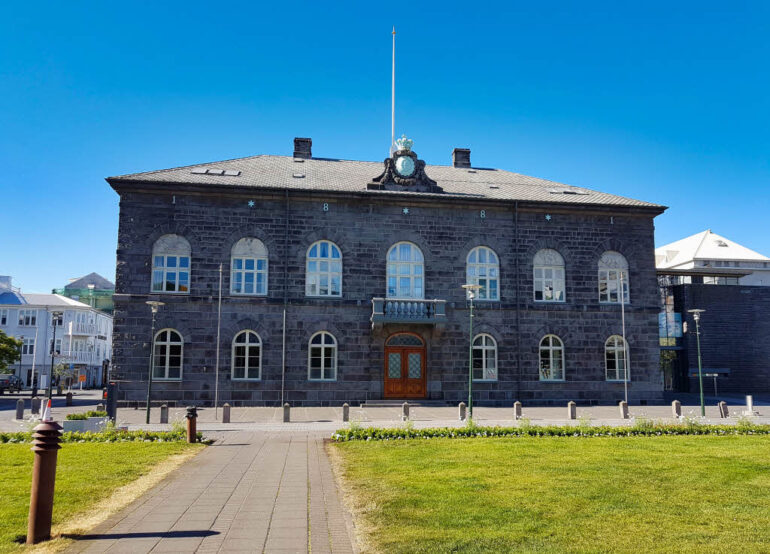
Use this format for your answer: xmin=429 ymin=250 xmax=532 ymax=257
xmin=367 ymin=136 xmax=443 ymax=193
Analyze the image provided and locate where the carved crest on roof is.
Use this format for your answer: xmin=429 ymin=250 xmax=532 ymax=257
xmin=367 ymin=136 xmax=443 ymax=193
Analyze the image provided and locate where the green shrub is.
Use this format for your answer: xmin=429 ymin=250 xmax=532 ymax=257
xmin=0 ymin=429 xmax=206 ymax=443
xmin=65 ymin=410 xmax=108 ymax=420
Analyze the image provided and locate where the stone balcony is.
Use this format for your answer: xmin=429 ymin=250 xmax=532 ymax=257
xmin=371 ymin=298 xmax=447 ymax=327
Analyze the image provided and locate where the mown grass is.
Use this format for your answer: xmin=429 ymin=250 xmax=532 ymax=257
xmin=333 ymin=435 xmax=770 ymax=553
xmin=0 ymin=442 xmax=202 ymax=553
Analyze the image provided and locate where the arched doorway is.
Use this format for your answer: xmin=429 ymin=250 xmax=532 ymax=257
xmin=384 ymin=333 xmax=426 ymax=399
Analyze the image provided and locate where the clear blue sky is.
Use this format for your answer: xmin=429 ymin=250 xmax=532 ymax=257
xmin=2 ymin=1 xmax=768 ymax=293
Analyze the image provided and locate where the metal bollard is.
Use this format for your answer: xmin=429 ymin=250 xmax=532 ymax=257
xmin=16 ymin=399 xmax=25 ymax=420
xmin=402 ymin=402 xmax=410 ymax=421
xmin=342 ymin=403 xmax=350 ymax=422
xmin=672 ymin=400 xmax=682 ymax=418
xmin=222 ymin=403 xmax=230 ymax=424
xmin=458 ymin=402 xmax=466 ymax=421
xmin=31 ymin=397 xmax=41 ymax=415
xmin=159 ymin=404 xmax=168 ymax=424
xmin=185 ymin=407 xmax=197 ymax=443
xmin=96 ymin=403 xmax=105 ymax=412
xmin=65 ymin=392 xmax=73 ymax=407
xmin=746 ymin=395 xmax=754 ymax=414
xmin=26 ymin=420 xmax=63 ymax=544
xmin=619 ymin=400 xmax=629 ymax=419
xmin=718 ymin=401 xmax=729 ymax=418
xmin=513 ymin=401 xmax=522 ymax=420
xmin=283 ymin=403 xmax=290 ymax=423
xmin=567 ymin=401 xmax=576 ymax=420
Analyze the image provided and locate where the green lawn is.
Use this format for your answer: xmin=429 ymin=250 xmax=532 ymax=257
xmin=0 ymin=442 xmax=201 ymax=553
xmin=334 ymin=436 xmax=770 ymax=553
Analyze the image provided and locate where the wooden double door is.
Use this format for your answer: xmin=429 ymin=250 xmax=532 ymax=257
xmin=384 ymin=333 xmax=426 ymax=399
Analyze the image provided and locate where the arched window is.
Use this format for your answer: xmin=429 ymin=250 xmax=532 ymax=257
xmin=539 ymin=335 xmax=564 ymax=381
xmin=467 ymin=247 xmax=500 ymax=301
xmin=605 ymin=335 xmax=628 ymax=381
xmin=387 ymin=242 xmax=424 ymax=298
xmin=306 ymin=241 xmax=342 ymax=297
xmin=308 ymin=331 xmax=337 ymax=381
xmin=232 ymin=331 xmax=261 ymax=380
xmin=153 ymin=329 xmax=183 ymax=380
xmin=151 ymin=234 xmax=191 ymax=293
xmin=472 ymin=334 xmax=498 ymax=381
xmin=231 ymin=238 xmax=268 ymax=295
xmin=598 ymin=251 xmax=629 ymax=304
xmin=534 ymin=249 xmax=565 ymax=302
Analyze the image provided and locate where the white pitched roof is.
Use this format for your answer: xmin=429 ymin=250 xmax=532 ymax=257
xmin=21 ymin=294 xmax=91 ymax=308
xmin=656 ymin=230 xmax=770 ymax=268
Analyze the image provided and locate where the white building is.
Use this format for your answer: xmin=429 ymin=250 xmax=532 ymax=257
xmin=0 ymin=276 xmax=113 ymax=389
xmin=656 ymin=230 xmax=770 ymax=286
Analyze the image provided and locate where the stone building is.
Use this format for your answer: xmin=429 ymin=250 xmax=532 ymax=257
xmin=108 ymin=137 xmax=665 ymax=406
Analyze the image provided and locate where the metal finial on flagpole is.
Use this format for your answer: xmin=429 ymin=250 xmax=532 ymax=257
xmin=390 ymin=26 xmax=396 ymax=156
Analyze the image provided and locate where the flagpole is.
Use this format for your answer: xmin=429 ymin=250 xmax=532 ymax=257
xmin=390 ymin=26 xmax=396 ymax=155
xmin=214 ymin=264 xmax=222 ymax=418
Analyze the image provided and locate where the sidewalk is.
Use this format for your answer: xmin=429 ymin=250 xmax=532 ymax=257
xmin=65 ymin=431 xmax=355 ymax=554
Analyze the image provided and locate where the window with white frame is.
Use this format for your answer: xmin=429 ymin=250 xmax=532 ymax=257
xmin=534 ymin=249 xmax=566 ymax=302
xmin=387 ymin=242 xmax=424 ymax=298
xmin=598 ymin=251 xmax=629 ymax=304
xmin=232 ymin=330 xmax=262 ymax=380
xmin=22 ymin=337 xmax=35 ymax=355
xmin=231 ymin=238 xmax=268 ymax=295
xmin=539 ymin=335 xmax=564 ymax=381
xmin=306 ymin=241 xmax=342 ymax=297
xmin=308 ymin=331 xmax=337 ymax=380
xmin=152 ymin=329 xmax=183 ymax=380
xmin=51 ymin=312 xmax=63 ymax=326
xmin=151 ymin=234 xmax=191 ymax=293
xmin=467 ymin=247 xmax=500 ymax=301
xmin=0 ymin=309 xmax=8 ymax=325
xmin=605 ymin=335 xmax=628 ymax=381
xmin=472 ymin=334 xmax=498 ymax=381
xmin=18 ymin=309 xmax=36 ymax=326
xmin=50 ymin=338 xmax=62 ymax=355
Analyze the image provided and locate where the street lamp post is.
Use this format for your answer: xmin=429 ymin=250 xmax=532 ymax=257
xmin=17 ymin=335 xmax=24 ymax=384
xmin=87 ymin=284 xmax=95 ymax=309
xmin=145 ymin=301 xmax=164 ymax=424
xmin=47 ymin=313 xmax=62 ymax=402
xmin=688 ymin=309 xmax=706 ymax=417
xmin=462 ymin=283 xmax=482 ymax=421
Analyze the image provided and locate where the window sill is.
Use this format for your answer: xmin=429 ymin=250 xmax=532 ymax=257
xmin=539 ymin=378 xmax=566 ymax=382
xmin=232 ymin=377 xmax=261 ymax=381
xmin=533 ymin=300 xmax=566 ymax=304
xmin=230 ymin=293 xmax=268 ymax=297
xmin=149 ymin=291 xmax=190 ymax=295
xmin=305 ymin=295 xmax=343 ymax=299
xmin=606 ymin=379 xmax=631 ymax=383
xmin=473 ymin=378 xmax=498 ymax=382
xmin=152 ymin=378 xmax=183 ymax=381
xmin=308 ymin=378 xmax=337 ymax=382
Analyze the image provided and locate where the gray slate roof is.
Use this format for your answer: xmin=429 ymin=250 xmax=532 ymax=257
xmin=65 ymin=272 xmax=115 ymax=291
xmin=109 ymin=155 xmax=664 ymax=210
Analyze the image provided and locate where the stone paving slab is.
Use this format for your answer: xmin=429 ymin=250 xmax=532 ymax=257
xmin=64 ymin=431 xmax=356 ymax=554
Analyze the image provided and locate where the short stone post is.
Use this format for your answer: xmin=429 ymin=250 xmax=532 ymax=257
xmin=31 ymin=397 xmax=41 ymax=415
xmin=671 ymin=400 xmax=682 ymax=418
xmin=16 ymin=399 xmax=25 ymax=420
xmin=567 ymin=401 xmax=576 ymax=420
xmin=159 ymin=404 xmax=169 ymax=424
xmin=56 ymin=385 xmax=62 ymax=396
xmin=513 ymin=401 xmax=522 ymax=420
xmin=718 ymin=401 xmax=729 ymax=418
xmin=222 ymin=403 xmax=230 ymax=424
xmin=619 ymin=400 xmax=629 ymax=419
xmin=458 ymin=402 xmax=467 ymax=421
xmin=65 ymin=392 xmax=73 ymax=407
xmin=283 ymin=403 xmax=291 ymax=423
xmin=342 ymin=403 xmax=350 ymax=422
xmin=26 ymin=420 xmax=63 ymax=544
xmin=402 ymin=402 xmax=410 ymax=421
xmin=185 ymin=407 xmax=197 ymax=443
xmin=746 ymin=395 xmax=754 ymax=414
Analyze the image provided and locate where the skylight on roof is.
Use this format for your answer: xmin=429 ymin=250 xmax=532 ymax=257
xmin=190 ymin=168 xmax=241 ymax=176
xmin=715 ymin=240 xmax=728 ymax=247
xmin=293 ymin=173 xmax=305 ymax=178
xmin=548 ymin=187 xmax=589 ymax=196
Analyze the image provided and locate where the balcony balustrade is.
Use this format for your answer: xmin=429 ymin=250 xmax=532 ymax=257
xmin=371 ymin=298 xmax=446 ymax=326
xmin=66 ymin=322 xmax=98 ymax=336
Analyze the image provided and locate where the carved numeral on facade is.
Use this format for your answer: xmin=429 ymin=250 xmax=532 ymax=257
xmin=480 ymin=210 xmax=486 ymax=219
xmin=323 ymin=203 xmax=329 ymax=212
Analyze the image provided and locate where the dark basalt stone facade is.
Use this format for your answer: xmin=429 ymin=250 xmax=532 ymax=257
xmin=108 ymin=141 xmax=666 ymax=406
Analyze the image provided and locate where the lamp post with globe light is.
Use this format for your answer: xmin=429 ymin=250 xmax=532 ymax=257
xmin=462 ymin=283 xmax=482 ymax=421
xmin=688 ymin=309 xmax=706 ymax=417
xmin=145 ymin=301 xmax=164 ymax=424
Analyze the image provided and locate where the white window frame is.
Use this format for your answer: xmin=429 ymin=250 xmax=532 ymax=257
xmin=539 ymin=335 xmax=565 ymax=381
xmin=308 ymin=331 xmax=337 ymax=381
xmin=466 ymin=246 xmax=500 ymax=301
xmin=49 ymin=338 xmax=62 ymax=355
xmin=598 ymin=251 xmax=630 ymax=304
xmin=51 ymin=312 xmax=63 ymax=326
xmin=18 ymin=309 xmax=37 ymax=326
xmin=152 ymin=329 xmax=184 ymax=381
xmin=472 ymin=333 xmax=498 ymax=381
xmin=231 ymin=238 xmax=268 ymax=296
xmin=151 ymin=234 xmax=191 ymax=294
xmin=605 ymin=335 xmax=629 ymax=381
xmin=534 ymin=249 xmax=566 ymax=303
xmin=387 ymin=242 xmax=425 ymax=299
xmin=22 ymin=337 xmax=35 ymax=356
xmin=0 ymin=308 xmax=8 ymax=325
xmin=305 ymin=240 xmax=342 ymax=297
xmin=231 ymin=330 xmax=262 ymax=380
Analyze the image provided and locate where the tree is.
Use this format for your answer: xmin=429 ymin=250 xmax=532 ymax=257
xmin=0 ymin=330 xmax=22 ymax=374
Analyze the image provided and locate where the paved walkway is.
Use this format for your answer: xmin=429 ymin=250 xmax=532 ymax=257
xmin=65 ymin=431 xmax=355 ymax=554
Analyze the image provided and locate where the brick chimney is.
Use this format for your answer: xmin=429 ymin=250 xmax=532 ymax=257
xmin=452 ymin=148 xmax=471 ymax=168
xmin=293 ymin=137 xmax=312 ymax=159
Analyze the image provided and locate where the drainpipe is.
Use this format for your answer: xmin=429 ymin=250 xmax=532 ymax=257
xmin=281 ymin=189 xmax=289 ymax=405
xmin=514 ymin=201 xmax=521 ymax=400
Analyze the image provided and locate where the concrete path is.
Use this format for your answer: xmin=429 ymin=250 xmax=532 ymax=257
xmin=65 ymin=431 xmax=355 ymax=554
